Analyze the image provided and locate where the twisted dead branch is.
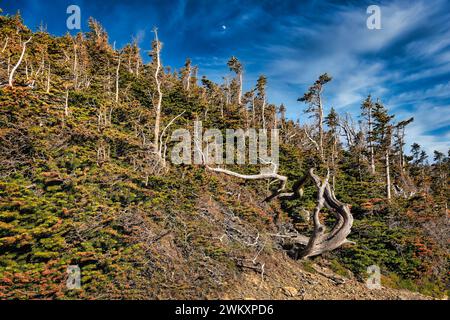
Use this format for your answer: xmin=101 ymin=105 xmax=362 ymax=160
xmin=8 ymin=36 xmax=32 ymax=87
xmin=197 ymin=135 xmax=354 ymax=258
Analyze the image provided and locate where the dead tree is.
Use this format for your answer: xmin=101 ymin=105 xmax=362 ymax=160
xmin=96 ymin=140 xmax=110 ymax=166
xmin=385 ymin=147 xmax=392 ymax=200
xmin=293 ymin=169 xmax=354 ymax=258
xmin=159 ymin=110 xmax=186 ymax=167
xmin=72 ymin=37 xmax=78 ymax=89
xmin=151 ymin=27 xmax=163 ymax=157
xmin=256 ymin=75 xmax=267 ymax=129
xmin=339 ymin=113 xmax=357 ymax=149
xmin=64 ymin=89 xmax=70 ymax=117
xmin=361 ymin=95 xmax=376 ymax=174
xmin=8 ymin=36 xmax=32 ymax=87
xmin=372 ymin=100 xmax=394 ymax=200
xmin=223 ymin=76 xmax=230 ymax=109
xmin=45 ymin=64 xmax=51 ymax=93
xmin=394 ymin=117 xmax=414 ymax=174
xmin=299 ymin=74 xmax=332 ymax=161
xmin=196 ymin=143 xmax=354 ymax=258
xmin=182 ymin=58 xmax=192 ymax=92
xmin=1 ymin=36 xmax=9 ymax=53
xmin=115 ymin=52 xmax=121 ymax=104
xmin=227 ymin=56 xmax=243 ymax=105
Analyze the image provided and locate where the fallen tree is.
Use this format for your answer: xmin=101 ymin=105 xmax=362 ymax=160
xmin=202 ymin=155 xmax=354 ymax=258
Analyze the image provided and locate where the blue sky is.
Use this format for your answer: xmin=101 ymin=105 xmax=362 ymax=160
xmin=2 ymin=0 xmax=449 ymax=156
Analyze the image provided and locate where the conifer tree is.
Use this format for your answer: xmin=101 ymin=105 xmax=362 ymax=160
xmin=298 ymin=73 xmax=332 ymax=161
xmin=372 ymin=100 xmax=395 ymax=200
xmin=181 ymin=58 xmax=192 ymax=92
xmin=325 ymin=107 xmax=339 ymax=187
xmin=394 ymin=117 xmax=414 ymax=174
xmin=256 ymin=75 xmax=267 ymax=129
xmin=227 ymin=56 xmax=243 ymax=105
xmin=361 ymin=95 xmax=376 ymax=174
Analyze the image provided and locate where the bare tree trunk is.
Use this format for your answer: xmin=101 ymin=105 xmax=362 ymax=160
xmin=251 ymin=94 xmax=255 ymax=126
xmin=368 ymin=109 xmax=375 ymax=174
xmin=385 ymin=149 xmax=391 ymax=200
xmin=152 ymin=28 xmax=163 ymax=157
xmin=73 ymin=39 xmax=78 ymax=89
xmin=115 ymin=54 xmax=121 ymax=104
xmin=398 ymin=127 xmax=406 ymax=174
xmin=370 ymin=145 xmax=375 ymax=174
xmin=208 ymin=166 xmax=287 ymax=190
xmin=185 ymin=65 xmax=191 ymax=92
xmin=304 ymin=126 xmax=320 ymax=154
xmin=159 ymin=111 xmax=186 ymax=167
xmin=46 ymin=64 xmax=50 ymax=93
xmin=318 ymin=94 xmax=324 ymax=160
xmin=1 ymin=36 xmax=9 ymax=53
xmin=399 ymin=143 xmax=404 ymax=173
xmin=238 ymin=72 xmax=243 ymax=105
xmin=136 ymin=58 xmax=140 ymax=76
xmin=224 ymin=77 xmax=230 ymax=108
xmin=127 ymin=54 xmax=132 ymax=73
xmin=8 ymin=37 xmax=32 ymax=87
xmin=261 ymin=96 xmax=266 ymax=129
xmin=273 ymin=108 xmax=278 ymax=130
xmin=25 ymin=58 xmax=29 ymax=81
xmin=106 ymin=59 xmax=111 ymax=95
xmin=331 ymin=132 xmax=337 ymax=189
xmin=64 ymin=90 xmax=69 ymax=117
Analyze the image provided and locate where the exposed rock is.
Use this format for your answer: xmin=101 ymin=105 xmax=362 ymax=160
xmin=225 ymin=252 xmax=433 ymax=300
xmin=282 ymin=286 xmax=298 ymax=297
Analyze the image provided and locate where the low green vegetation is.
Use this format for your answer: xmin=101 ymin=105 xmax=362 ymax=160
xmin=0 ymin=12 xmax=448 ymax=299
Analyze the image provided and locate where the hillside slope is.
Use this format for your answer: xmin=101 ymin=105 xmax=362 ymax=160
xmin=0 ymin=13 xmax=448 ymax=299
xmin=225 ymin=253 xmax=432 ymax=300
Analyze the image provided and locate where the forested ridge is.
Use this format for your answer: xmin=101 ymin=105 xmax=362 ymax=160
xmin=0 ymin=11 xmax=448 ymax=299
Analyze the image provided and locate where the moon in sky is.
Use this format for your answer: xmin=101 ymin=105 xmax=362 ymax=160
xmin=222 ymin=25 xmax=227 ymax=30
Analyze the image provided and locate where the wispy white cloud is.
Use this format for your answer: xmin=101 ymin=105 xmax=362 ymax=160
xmin=5 ymin=0 xmax=448 ymax=154
xmin=237 ymin=0 xmax=450 ymax=154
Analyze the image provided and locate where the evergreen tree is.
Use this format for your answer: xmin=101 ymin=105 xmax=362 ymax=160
xmin=256 ymin=75 xmax=267 ymax=129
xmin=325 ymin=107 xmax=339 ymax=187
xmin=372 ymin=100 xmax=394 ymax=199
xmin=298 ymin=73 xmax=332 ymax=161
xmin=361 ymin=95 xmax=376 ymax=174
xmin=227 ymin=56 xmax=243 ymax=105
